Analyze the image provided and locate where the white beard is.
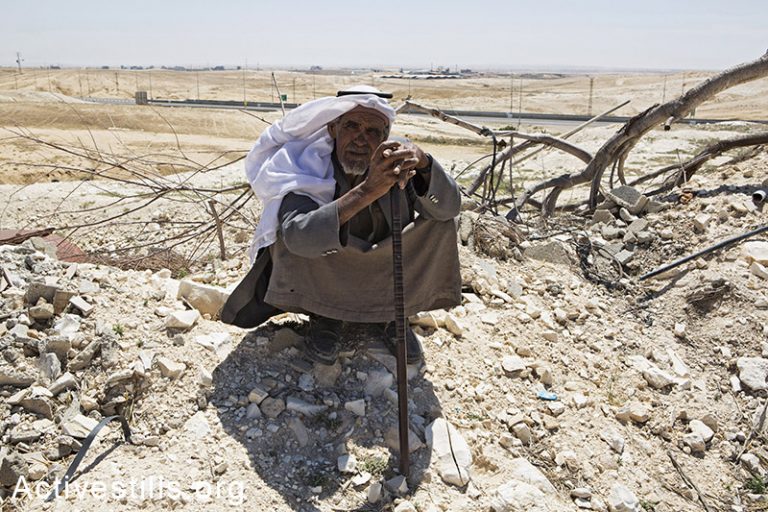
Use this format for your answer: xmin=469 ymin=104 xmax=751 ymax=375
xmin=339 ymin=156 xmax=368 ymax=176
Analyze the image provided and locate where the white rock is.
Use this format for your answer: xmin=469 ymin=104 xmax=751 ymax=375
xmin=444 ymin=314 xmax=464 ymax=337
xmin=157 ymin=357 xmax=185 ymax=379
xmin=53 ymin=314 xmax=81 ymax=336
xmin=673 ymin=322 xmax=686 ymax=338
xmin=177 ymin=280 xmax=230 ymax=318
xmin=337 ymin=454 xmax=357 ymax=473
xmin=491 ymin=457 xmax=560 ymax=511
xmin=409 ymin=311 xmax=440 ymax=329
xmin=426 ymin=418 xmax=472 ymax=487
xmin=62 ymin=414 xmax=107 ymax=440
xmin=68 ymin=296 xmax=94 ymax=317
xmin=607 ymin=484 xmax=639 ymax=512
xmin=198 ymin=368 xmax=213 ymax=387
xmin=743 ymin=241 xmax=768 ymax=265
xmin=502 ymin=355 xmax=526 ymax=374
xmin=642 ymin=367 xmax=676 ymax=389
xmin=365 ymin=370 xmax=394 ymax=397
xmin=193 ymin=332 xmax=231 ymax=351
xmin=600 ymin=429 xmax=625 ymax=454
xmin=165 ymin=309 xmax=200 ymax=330
xmin=394 ymin=501 xmax=418 ymax=512
xmin=512 ymin=423 xmax=533 ymax=445
xmin=693 ymin=214 xmax=710 ymax=233
xmin=736 ymin=357 xmax=768 ymax=391
xmin=751 ymin=262 xmax=768 ymax=280
xmin=689 ymin=419 xmax=715 ymax=443
xmin=367 ymin=482 xmax=383 ymax=503
xmin=667 ymin=349 xmax=690 ymax=378
xmin=48 ymin=372 xmax=78 ymax=395
xmin=491 ymin=481 xmax=551 ymax=512
xmin=344 ymin=399 xmax=366 ymax=417
xmin=682 ymin=432 xmax=706 ymax=454
xmin=286 ymin=396 xmax=327 ymax=417
xmin=184 ymin=411 xmax=211 ymax=439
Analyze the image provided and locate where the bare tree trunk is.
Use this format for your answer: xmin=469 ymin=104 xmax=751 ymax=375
xmin=518 ymin=52 xmax=768 ymax=215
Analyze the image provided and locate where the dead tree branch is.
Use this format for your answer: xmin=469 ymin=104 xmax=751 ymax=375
xmin=519 ymin=52 xmax=768 ymax=216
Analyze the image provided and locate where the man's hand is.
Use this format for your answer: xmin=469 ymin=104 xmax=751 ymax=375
xmin=337 ymin=140 xmax=430 ymax=227
xmin=362 ymin=141 xmax=428 ymax=196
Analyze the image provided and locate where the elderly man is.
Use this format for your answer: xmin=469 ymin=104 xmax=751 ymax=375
xmin=223 ymin=86 xmax=461 ymax=365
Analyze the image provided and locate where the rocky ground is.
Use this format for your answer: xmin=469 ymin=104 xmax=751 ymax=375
xmin=1 ymin=132 xmax=768 ymax=512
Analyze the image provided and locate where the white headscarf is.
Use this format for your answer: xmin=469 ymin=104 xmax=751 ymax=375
xmin=245 ymin=86 xmax=396 ymax=260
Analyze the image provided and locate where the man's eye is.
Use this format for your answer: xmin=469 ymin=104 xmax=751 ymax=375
xmin=367 ymin=129 xmax=382 ymax=138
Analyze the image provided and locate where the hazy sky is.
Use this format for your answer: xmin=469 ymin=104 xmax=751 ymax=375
xmin=1 ymin=0 xmax=766 ymax=71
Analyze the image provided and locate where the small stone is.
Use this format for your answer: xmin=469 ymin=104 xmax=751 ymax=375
xmin=512 ymin=423 xmax=533 ymax=445
xmin=542 ymin=330 xmax=558 ymax=342
xmin=502 ymin=355 xmax=526 ymax=374
xmin=600 ymin=429 xmax=625 ymax=454
xmin=751 ymin=262 xmax=768 ymax=280
xmin=607 ymin=484 xmax=639 ymax=512
xmin=337 ymin=454 xmax=357 ymax=473
xmin=248 ymin=385 xmax=269 ymax=404
xmin=286 ymin=396 xmax=327 ymax=417
xmin=736 ymin=357 xmax=768 ymax=391
xmin=365 ymin=370 xmax=394 ymax=397
xmin=642 ymin=367 xmax=676 ymax=389
xmin=673 ymin=323 xmax=686 ymax=338
xmin=444 ymin=314 xmax=464 ymax=337
xmin=426 ymin=418 xmax=472 ymax=487
xmin=177 ymin=280 xmax=229 ymax=318
xmin=344 ymin=399 xmax=366 ymax=417
xmin=615 ymin=249 xmax=635 ymax=266
xmin=62 ymin=414 xmax=106 ymax=439
xmin=198 ymin=368 xmax=213 ymax=387
xmin=689 ymin=419 xmax=714 ymax=443
xmin=367 ymin=482 xmax=383 ymax=503
xmin=68 ymin=296 xmax=94 ymax=317
xmin=288 ymin=417 xmax=309 ymax=447
xmin=0 ymin=452 xmax=29 ymax=487
xmin=592 ymin=209 xmax=615 ymax=224
xmin=165 ymin=309 xmax=200 ymax=330
xmin=53 ymin=314 xmax=81 ymax=336
xmin=246 ymin=403 xmax=262 ymax=419
xmin=48 ymin=372 xmax=78 ymax=395
xmin=385 ymin=475 xmax=408 ymax=495
xmin=384 ymin=426 xmax=424 ymax=453
xmin=682 ymin=432 xmax=706 ymax=454
xmin=157 ymin=357 xmax=185 ymax=379
xmin=571 ymin=487 xmax=592 ymax=499
xmin=184 ymin=411 xmax=211 ymax=439
xmin=28 ymin=302 xmax=55 ymax=321
xmin=260 ymin=397 xmax=286 ymax=419
xmin=693 ymin=214 xmax=710 ymax=233
xmin=313 ymin=361 xmax=342 ymax=387
xmin=394 ymin=501 xmax=418 ymax=512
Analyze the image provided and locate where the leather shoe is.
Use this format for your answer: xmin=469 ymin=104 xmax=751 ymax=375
xmin=305 ymin=315 xmax=342 ymax=365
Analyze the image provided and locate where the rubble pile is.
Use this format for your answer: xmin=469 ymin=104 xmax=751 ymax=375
xmin=1 ymin=154 xmax=767 ymax=511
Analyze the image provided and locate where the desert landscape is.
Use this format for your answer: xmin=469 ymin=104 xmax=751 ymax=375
xmin=1 ymin=61 xmax=767 ymax=512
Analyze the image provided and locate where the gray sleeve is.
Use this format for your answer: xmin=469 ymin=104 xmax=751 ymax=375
xmin=277 ymin=192 xmax=344 ymax=258
xmin=413 ymin=158 xmax=462 ymax=221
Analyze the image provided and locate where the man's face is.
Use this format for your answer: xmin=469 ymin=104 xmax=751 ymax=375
xmin=329 ymin=108 xmax=389 ymax=175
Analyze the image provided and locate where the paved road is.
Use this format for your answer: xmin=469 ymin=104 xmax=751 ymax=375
xmin=80 ymin=97 xmax=768 ymax=128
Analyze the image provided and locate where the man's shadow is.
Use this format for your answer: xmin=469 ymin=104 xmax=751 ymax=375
xmin=212 ymin=317 xmax=442 ymax=511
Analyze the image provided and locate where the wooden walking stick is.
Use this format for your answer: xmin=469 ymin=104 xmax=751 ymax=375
xmin=390 ymin=185 xmax=410 ymax=476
